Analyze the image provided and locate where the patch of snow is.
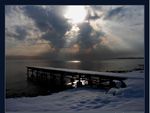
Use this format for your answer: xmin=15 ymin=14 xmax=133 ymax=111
xmin=6 ymin=71 xmax=144 ymax=112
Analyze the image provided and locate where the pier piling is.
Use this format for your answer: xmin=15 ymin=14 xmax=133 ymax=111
xmin=26 ymin=66 xmax=127 ymax=89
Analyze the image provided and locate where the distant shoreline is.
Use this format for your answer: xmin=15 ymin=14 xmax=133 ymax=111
xmin=6 ymin=56 xmax=144 ymax=60
xmin=112 ymin=57 xmax=144 ymax=60
xmin=106 ymin=64 xmax=144 ymax=73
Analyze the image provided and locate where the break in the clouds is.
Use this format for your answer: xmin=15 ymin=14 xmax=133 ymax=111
xmin=5 ymin=5 xmax=144 ymax=60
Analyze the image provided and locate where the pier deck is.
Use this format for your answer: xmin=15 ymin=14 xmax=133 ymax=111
xmin=26 ymin=66 xmax=143 ymax=88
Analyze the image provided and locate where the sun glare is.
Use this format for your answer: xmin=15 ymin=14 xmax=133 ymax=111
xmin=67 ymin=60 xmax=81 ymax=63
xmin=64 ymin=6 xmax=87 ymax=24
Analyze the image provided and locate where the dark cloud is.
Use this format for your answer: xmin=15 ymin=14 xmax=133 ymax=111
xmin=78 ymin=23 xmax=93 ymax=48
xmin=77 ymin=22 xmax=105 ymax=49
xmin=42 ymin=31 xmax=65 ymax=48
xmin=85 ymin=6 xmax=102 ymax=21
xmin=89 ymin=5 xmax=103 ymax=11
xmin=5 ymin=25 xmax=28 ymax=41
xmin=86 ymin=11 xmax=100 ymax=21
xmin=104 ymin=7 xmax=125 ymax=20
xmin=15 ymin=26 xmax=28 ymax=40
xmin=5 ymin=6 xmax=23 ymax=15
xmin=23 ymin=6 xmax=71 ymax=48
xmin=5 ymin=28 xmax=17 ymax=38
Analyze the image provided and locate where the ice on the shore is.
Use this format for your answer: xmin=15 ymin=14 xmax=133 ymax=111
xmin=6 ymin=71 xmax=144 ymax=112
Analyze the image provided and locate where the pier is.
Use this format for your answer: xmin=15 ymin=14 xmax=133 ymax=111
xmin=26 ymin=66 xmax=127 ymax=89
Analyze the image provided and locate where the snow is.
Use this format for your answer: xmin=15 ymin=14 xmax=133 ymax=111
xmin=6 ymin=71 xmax=144 ymax=112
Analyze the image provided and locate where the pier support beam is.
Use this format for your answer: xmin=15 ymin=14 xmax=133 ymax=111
xmin=77 ymin=74 xmax=82 ymax=87
xmin=27 ymin=68 xmax=29 ymax=79
xmin=60 ymin=73 xmax=65 ymax=88
xmin=88 ymin=76 xmax=93 ymax=86
xmin=71 ymin=75 xmax=74 ymax=86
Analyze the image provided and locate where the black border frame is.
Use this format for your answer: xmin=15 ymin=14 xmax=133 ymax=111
xmin=1 ymin=0 xmax=149 ymax=113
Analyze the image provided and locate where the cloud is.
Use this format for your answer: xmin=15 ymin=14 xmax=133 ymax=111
xmin=77 ymin=22 xmax=105 ymax=49
xmin=23 ymin=5 xmax=71 ymax=49
xmin=5 ymin=5 xmax=144 ymax=59
xmin=86 ymin=6 xmax=102 ymax=21
xmin=104 ymin=7 xmax=125 ymax=20
xmin=6 ymin=42 xmax=53 ymax=56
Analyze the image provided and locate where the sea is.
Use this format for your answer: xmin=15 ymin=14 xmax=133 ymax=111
xmin=6 ymin=58 xmax=144 ymax=98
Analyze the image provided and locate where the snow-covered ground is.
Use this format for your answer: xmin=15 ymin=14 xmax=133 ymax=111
xmin=6 ymin=71 xmax=144 ymax=112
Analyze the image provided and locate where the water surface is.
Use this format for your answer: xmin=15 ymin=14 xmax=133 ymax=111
xmin=6 ymin=59 xmax=144 ymax=98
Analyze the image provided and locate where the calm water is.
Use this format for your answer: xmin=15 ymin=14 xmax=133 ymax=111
xmin=6 ymin=59 xmax=144 ymax=98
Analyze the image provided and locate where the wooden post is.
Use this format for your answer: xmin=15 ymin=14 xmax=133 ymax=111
xmin=78 ymin=74 xmax=81 ymax=82
xmin=48 ymin=72 xmax=51 ymax=80
xmin=31 ymin=69 xmax=34 ymax=78
xmin=27 ymin=68 xmax=29 ymax=79
xmin=99 ymin=77 xmax=101 ymax=86
xmin=88 ymin=75 xmax=92 ymax=86
xmin=60 ymin=73 xmax=65 ymax=88
xmin=36 ymin=70 xmax=38 ymax=81
xmin=51 ymin=73 xmax=56 ymax=85
xmin=45 ymin=72 xmax=48 ymax=81
xmin=109 ymin=79 xmax=115 ymax=88
xmin=77 ymin=74 xmax=82 ymax=87
xmin=71 ymin=75 xmax=74 ymax=86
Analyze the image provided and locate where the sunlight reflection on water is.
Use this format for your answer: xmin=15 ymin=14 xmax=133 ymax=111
xmin=67 ymin=60 xmax=81 ymax=63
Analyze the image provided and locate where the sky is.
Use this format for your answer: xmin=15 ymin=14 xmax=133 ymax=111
xmin=5 ymin=5 xmax=144 ymax=60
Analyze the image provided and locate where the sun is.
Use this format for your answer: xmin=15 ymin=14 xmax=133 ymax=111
xmin=64 ymin=6 xmax=87 ymax=24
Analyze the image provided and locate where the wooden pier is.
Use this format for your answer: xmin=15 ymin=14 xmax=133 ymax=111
xmin=26 ymin=66 xmax=127 ymax=89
